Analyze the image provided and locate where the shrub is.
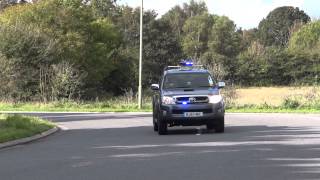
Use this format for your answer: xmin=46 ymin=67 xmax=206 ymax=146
xmin=282 ymin=97 xmax=301 ymax=109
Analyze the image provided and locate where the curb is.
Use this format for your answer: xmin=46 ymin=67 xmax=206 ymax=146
xmin=0 ymin=126 xmax=59 ymax=149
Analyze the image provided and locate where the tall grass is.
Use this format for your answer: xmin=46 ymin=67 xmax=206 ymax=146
xmin=228 ymin=86 xmax=320 ymax=112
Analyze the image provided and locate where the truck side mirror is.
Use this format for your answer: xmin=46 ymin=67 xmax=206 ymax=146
xmin=151 ymin=84 xmax=159 ymax=91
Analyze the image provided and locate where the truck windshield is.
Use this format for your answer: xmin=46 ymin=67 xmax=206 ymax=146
xmin=163 ymin=73 xmax=214 ymax=89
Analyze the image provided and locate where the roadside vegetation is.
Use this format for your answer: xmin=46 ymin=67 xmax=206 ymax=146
xmin=0 ymin=1 xmax=319 ymax=113
xmin=225 ymin=86 xmax=320 ymax=111
xmin=0 ymin=114 xmax=55 ymax=143
xmin=0 ymin=86 xmax=319 ymax=113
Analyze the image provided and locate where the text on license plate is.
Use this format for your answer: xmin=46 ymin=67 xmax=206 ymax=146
xmin=184 ymin=112 xmax=203 ymax=117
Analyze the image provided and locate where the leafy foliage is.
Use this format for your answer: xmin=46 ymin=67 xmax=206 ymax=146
xmin=0 ymin=0 xmax=120 ymax=100
xmin=182 ymin=13 xmax=213 ymax=60
xmin=0 ymin=0 xmax=318 ymax=102
xmin=288 ymin=20 xmax=320 ymax=52
xmin=258 ymin=6 xmax=310 ymax=47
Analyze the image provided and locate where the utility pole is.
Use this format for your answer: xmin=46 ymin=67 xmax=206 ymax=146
xmin=138 ymin=0 xmax=143 ymax=109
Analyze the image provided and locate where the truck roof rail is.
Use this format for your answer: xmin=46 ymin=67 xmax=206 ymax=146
xmin=164 ymin=65 xmax=205 ymax=71
xmin=164 ymin=66 xmax=181 ymax=71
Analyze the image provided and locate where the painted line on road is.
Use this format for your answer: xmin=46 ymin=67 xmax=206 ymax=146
xmin=57 ymin=125 xmax=69 ymax=131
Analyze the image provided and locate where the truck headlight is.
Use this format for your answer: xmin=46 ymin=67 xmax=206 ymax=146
xmin=209 ymin=95 xmax=223 ymax=104
xmin=162 ymin=96 xmax=175 ymax=105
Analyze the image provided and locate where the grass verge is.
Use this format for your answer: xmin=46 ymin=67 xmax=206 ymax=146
xmin=0 ymin=101 xmax=319 ymax=113
xmin=0 ymin=101 xmax=152 ymax=112
xmin=0 ymin=114 xmax=55 ymax=143
xmin=0 ymin=86 xmax=319 ymax=113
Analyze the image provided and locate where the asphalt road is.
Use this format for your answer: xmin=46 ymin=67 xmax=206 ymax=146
xmin=1 ymin=113 xmax=320 ymax=180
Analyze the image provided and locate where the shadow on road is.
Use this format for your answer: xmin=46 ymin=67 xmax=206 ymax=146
xmin=1 ymin=114 xmax=320 ymax=180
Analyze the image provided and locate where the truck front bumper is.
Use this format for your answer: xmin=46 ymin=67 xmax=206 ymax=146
xmin=160 ymin=103 xmax=224 ymax=126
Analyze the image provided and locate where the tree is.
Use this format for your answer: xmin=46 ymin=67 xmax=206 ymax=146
xmin=236 ymin=41 xmax=267 ymax=86
xmin=258 ymin=6 xmax=310 ymax=47
xmin=116 ymin=7 xmax=183 ymax=88
xmin=236 ymin=43 xmax=290 ymax=86
xmin=143 ymin=19 xmax=183 ymax=84
xmin=287 ymin=20 xmax=320 ymax=84
xmin=0 ymin=0 xmax=121 ymax=100
xmin=161 ymin=5 xmax=187 ymax=38
xmin=182 ymin=13 xmax=213 ymax=60
xmin=285 ymin=51 xmax=320 ymax=84
xmin=89 ymin=0 xmax=119 ymax=19
xmin=206 ymin=16 xmax=241 ymax=81
xmin=288 ymin=20 xmax=320 ymax=53
xmin=239 ymin=28 xmax=258 ymax=51
xmin=182 ymin=0 xmax=208 ymax=18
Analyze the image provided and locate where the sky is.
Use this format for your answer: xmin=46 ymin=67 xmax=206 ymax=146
xmin=117 ymin=0 xmax=320 ymax=29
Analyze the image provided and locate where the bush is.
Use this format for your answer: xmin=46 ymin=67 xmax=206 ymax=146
xmin=282 ymin=97 xmax=301 ymax=109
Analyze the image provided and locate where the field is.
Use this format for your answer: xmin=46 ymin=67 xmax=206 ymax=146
xmin=225 ymin=86 xmax=320 ymax=112
xmin=233 ymin=86 xmax=320 ymax=106
xmin=0 ymin=86 xmax=319 ymax=113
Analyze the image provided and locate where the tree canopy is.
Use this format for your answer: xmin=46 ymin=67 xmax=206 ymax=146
xmin=258 ymin=6 xmax=310 ymax=47
xmin=288 ymin=20 xmax=320 ymax=52
xmin=0 ymin=1 xmax=318 ymax=101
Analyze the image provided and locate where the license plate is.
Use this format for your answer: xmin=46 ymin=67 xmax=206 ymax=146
xmin=184 ymin=112 xmax=203 ymax=117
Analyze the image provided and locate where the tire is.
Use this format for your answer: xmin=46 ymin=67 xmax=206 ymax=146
xmin=206 ymin=122 xmax=215 ymax=131
xmin=152 ymin=101 xmax=158 ymax=131
xmin=153 ymin=113 xmax=158 ymax=132
xmin=157 ymin=112 xmax=167 ymax=135
xmin=215 ymin=117 xmax=225 ymax=133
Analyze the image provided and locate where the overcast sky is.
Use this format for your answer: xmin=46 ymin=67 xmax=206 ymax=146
xmin=117 ymin=0 xmax=320 ymax=29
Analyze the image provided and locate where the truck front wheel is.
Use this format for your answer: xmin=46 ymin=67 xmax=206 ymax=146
xmin=215 ymin=117 xmax=225 ymax=133
xmin=157 ymin=112 xmax=167 ymax=135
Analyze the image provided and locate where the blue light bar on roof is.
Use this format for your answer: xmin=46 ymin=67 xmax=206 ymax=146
xmin=180 ymin=59 xmax=194 ymax=66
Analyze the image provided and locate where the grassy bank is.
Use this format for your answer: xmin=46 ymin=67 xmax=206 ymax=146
xmin=0 ymin=101 xmax=320 ymax=113
xmin=0 ymin=101 xmax=152 ymax=112
xmin=0 ymin=86 xmax=319 ymax=113
xmin=0 ymin=101 xmax=318 ymax=113
xmin=0 ymin=114 xmax=55 ymax=143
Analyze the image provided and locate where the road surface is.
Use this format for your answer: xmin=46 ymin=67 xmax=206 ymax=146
xmin=0 ymin=113 xmax=320 ymax=180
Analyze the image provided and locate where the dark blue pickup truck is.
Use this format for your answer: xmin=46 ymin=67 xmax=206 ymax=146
xmin=151 ymin=61 xmax=226 ymax=135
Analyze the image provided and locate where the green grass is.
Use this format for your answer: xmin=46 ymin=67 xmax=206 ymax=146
xmin=0 ymin=114 xmax=55 ymax=143
xmin=0 ymin=101 xmax=319 ymax=113
xmin=0 ymin=101 xmax=152 ymax=112
xmin=1 ymin=86 xmax=319 ymax=113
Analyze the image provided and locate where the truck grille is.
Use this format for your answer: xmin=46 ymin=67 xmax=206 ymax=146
xmin=175 ymin=96 xmax=209 ymax=104
xmin=172 ymin=109 xmax=213 ymax=114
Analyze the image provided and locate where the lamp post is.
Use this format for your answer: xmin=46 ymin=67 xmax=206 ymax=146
xmin=138 ymin=0 xmax=143 ymax=109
